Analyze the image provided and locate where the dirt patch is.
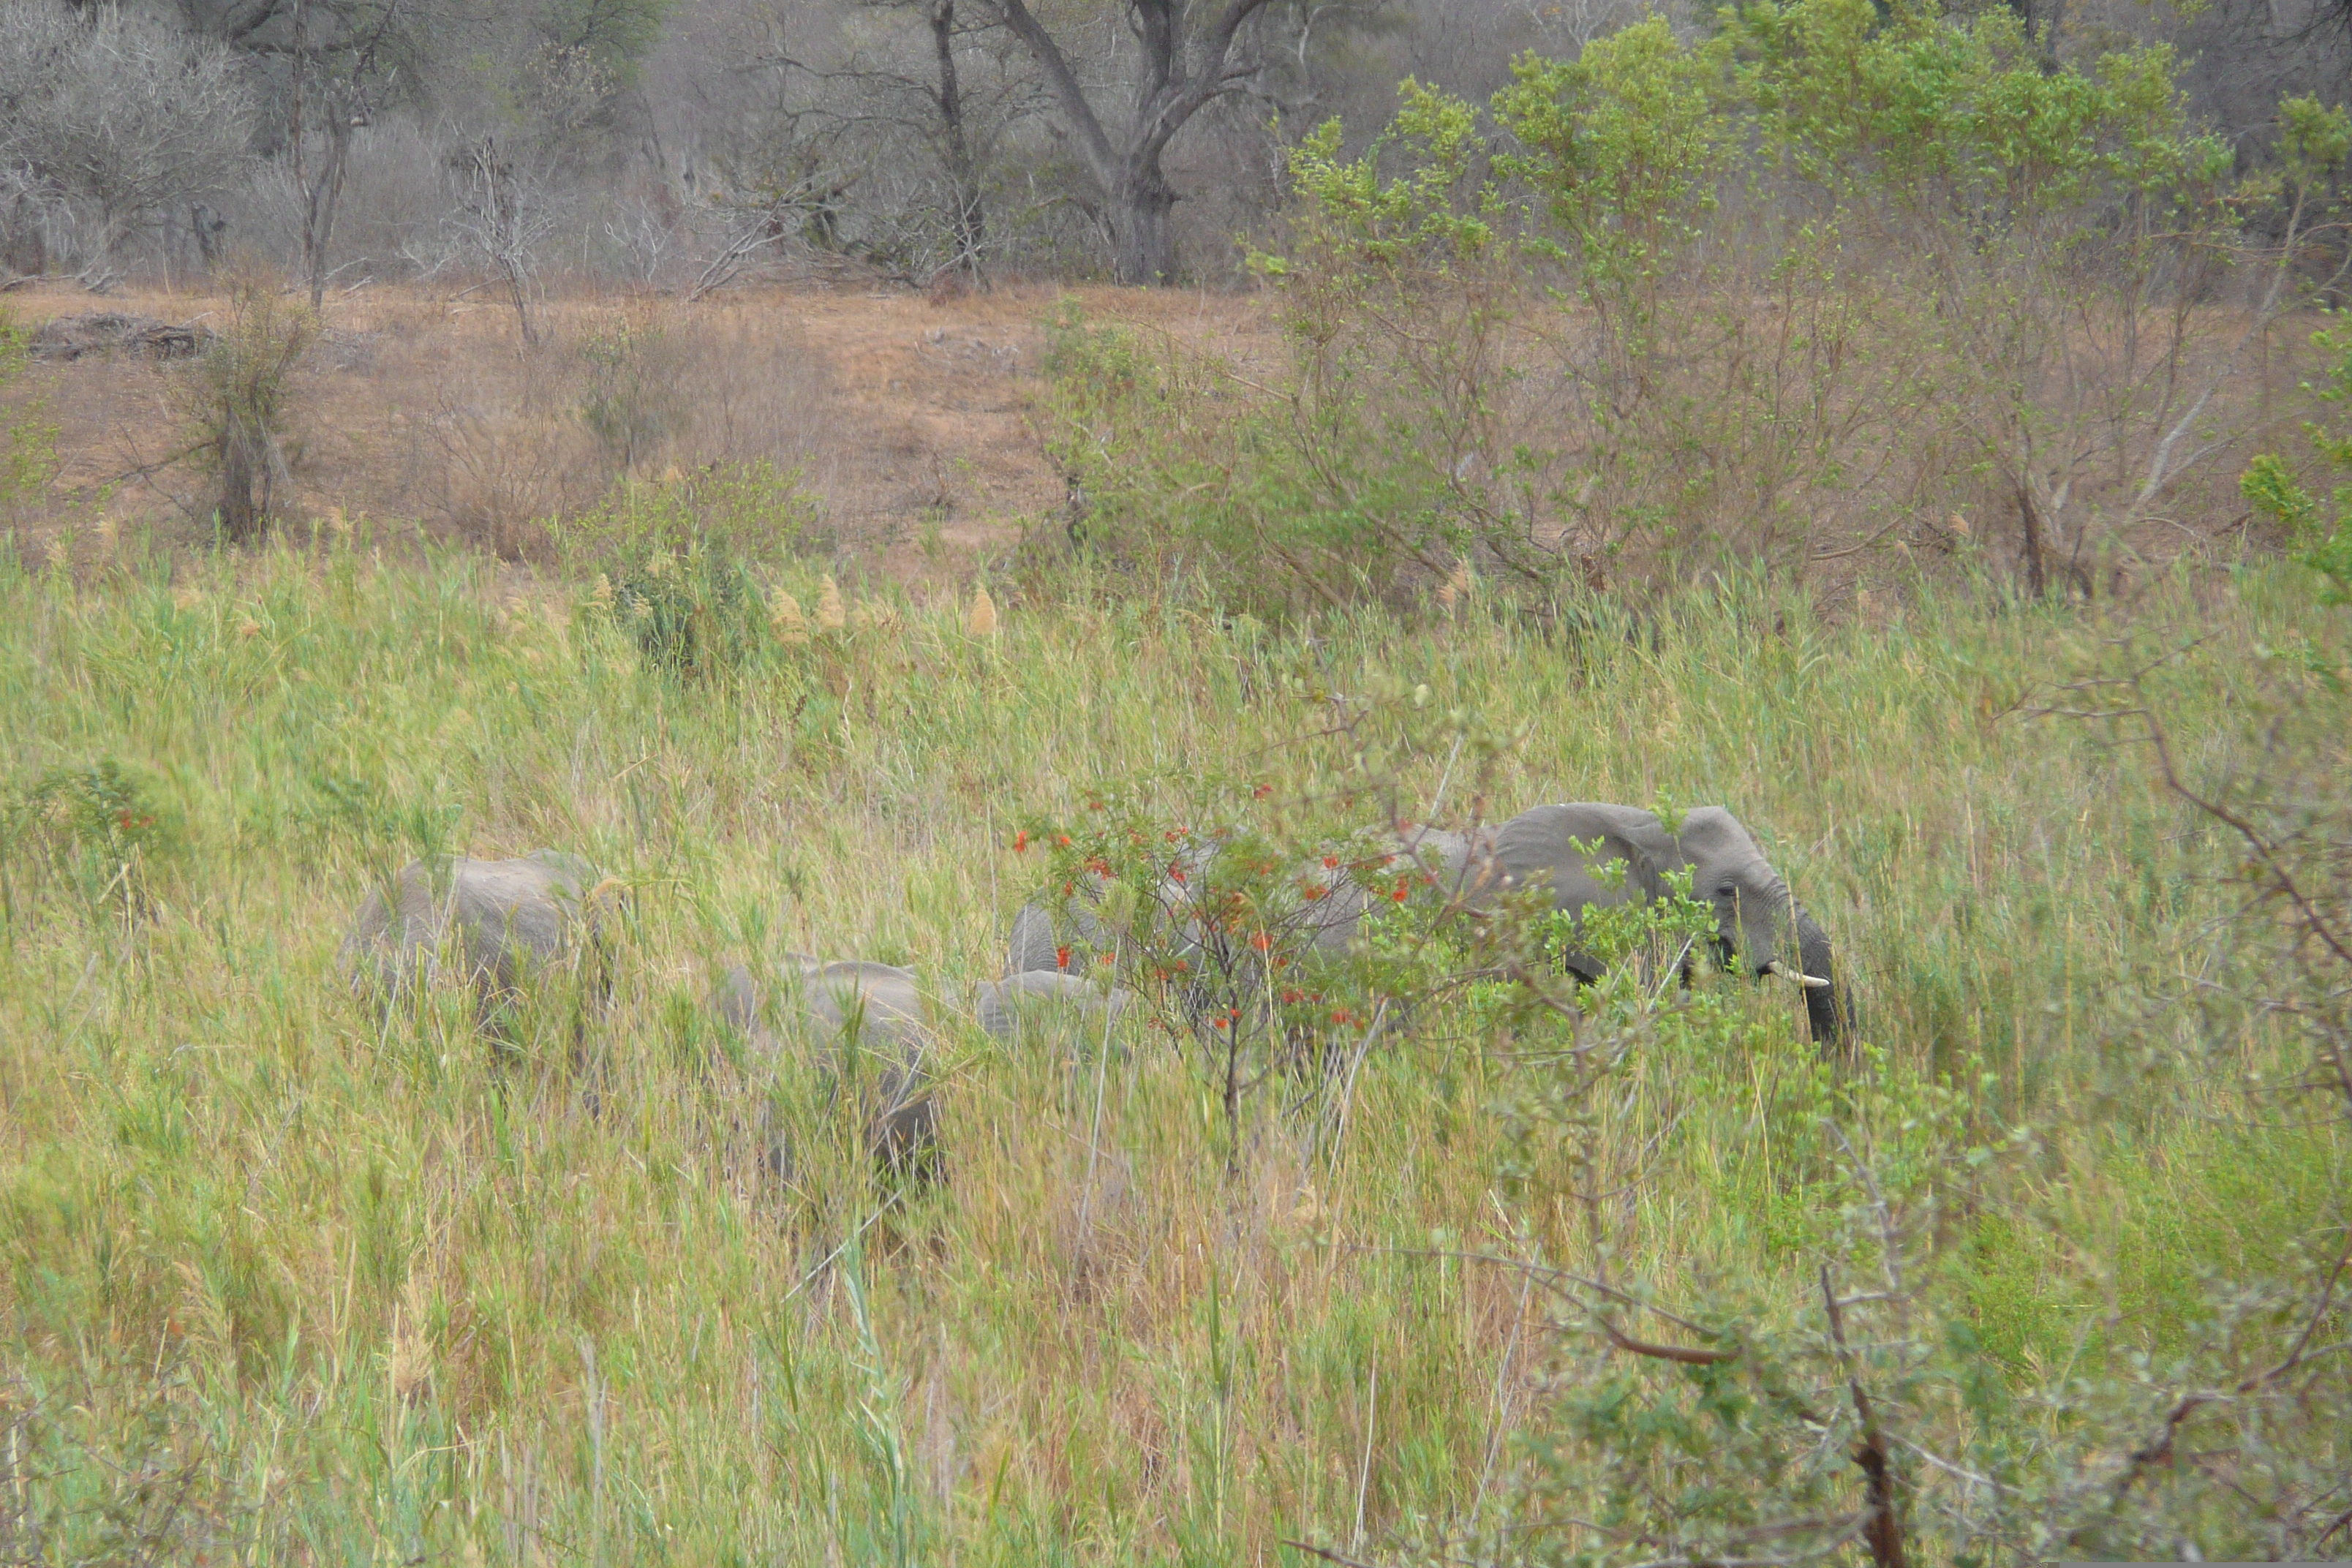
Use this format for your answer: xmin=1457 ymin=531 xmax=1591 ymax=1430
xmin=1 ymin=277 xmax=1284 ymax=587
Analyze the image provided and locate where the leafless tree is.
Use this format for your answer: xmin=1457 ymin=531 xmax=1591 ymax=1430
xmin=447 ymin=134 xmax=558 ymax=345
xmin=0 ymin=2 xmax=256 ymax=283
xmin=989 ymin=0 xmax=1283 ymax=284
xmin=178 ymin=0 xmax=455 ymax=309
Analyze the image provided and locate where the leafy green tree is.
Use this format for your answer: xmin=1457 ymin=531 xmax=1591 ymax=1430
xmin=2243 ymin=314 xmax=2352 ymax=605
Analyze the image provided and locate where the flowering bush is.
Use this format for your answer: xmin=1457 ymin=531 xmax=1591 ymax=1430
xmin=3 ymin=756 xmax=184 ymax=925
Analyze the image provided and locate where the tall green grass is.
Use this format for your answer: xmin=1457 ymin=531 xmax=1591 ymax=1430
xmin=0 ymin=539 xmax=2341 ymax=1561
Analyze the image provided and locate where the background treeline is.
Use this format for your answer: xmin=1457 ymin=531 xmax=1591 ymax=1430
xmin=0 ymin=0 xmax=2343 ymax=296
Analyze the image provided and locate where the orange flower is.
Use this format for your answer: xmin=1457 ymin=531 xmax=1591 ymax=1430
xmin=1249 ymin=931 xmax=1272 ymax=951
xmin=1055 ymin=946 xmax=1072 ymax=971
xmin=1322 ymin=855 xmax=1339 ymax=870
xmin=1391 ymin=883 xmax=1410 ymax=902
xmin=1014 ymin=829 xmax=1030 ymax=852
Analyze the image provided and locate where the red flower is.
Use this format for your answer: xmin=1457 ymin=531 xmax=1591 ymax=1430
xmin=1014 ymin=829 xmax=1030 ymax=852
xmin=1253 ymin=783 xmax=1273 ymax=799
xmin=1392 ymin=883 xmax=1410 ymax=902
xmin=1055 ymin=834 xmax=1071 ymax=848
xmin=1169 ymin=863 xmax=1187 ymax=884
xmin=1322 ymin=855 xmax=1339 ymax=870
xmin=1097 ymin=952 xmax=1115 ymax=965
xmin=1213 ymin=1017 xmax=1229 ymax=1030
xmin=1055 ymin=946 xmax=1072 ymax=971
xmin=1304 ymin=886 xmax=1326 ymax=901
xmin=1249 ymin=931 xmax=1272 ymax=951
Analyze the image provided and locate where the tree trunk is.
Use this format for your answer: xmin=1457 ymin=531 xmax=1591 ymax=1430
xmin=1112 ymin=174 xmax=1177 ymax=287
xmin=930 ymin=0 xmax=987 ymax=284
xmin=219 ymin=431 xmax=259 ymax=542
xmin=303 ymin=113 xmax=351 ymax=312
xmin=501 ymin=259 xmax=539 ymax=348
xmin=993 ymin=0 xmax=1273 ymax=288
xmin=2018 ymin=483 xmax=2047 ymax=598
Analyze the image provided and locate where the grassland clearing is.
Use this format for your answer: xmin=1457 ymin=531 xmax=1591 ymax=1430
xmin=0 ymin=532 xmax=2342 ymax=1561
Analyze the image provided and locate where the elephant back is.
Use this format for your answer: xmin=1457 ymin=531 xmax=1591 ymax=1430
xmin=1488 ymin=805 xmax=1674 ymax=911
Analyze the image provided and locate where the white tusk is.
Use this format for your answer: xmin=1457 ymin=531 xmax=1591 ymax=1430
xmin=1765 ymin=961 xmax=1834 ymax=990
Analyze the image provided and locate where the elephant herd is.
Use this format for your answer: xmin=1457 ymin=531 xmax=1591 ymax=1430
xmin=337 ymin=801 xmax=1847 ymax=1172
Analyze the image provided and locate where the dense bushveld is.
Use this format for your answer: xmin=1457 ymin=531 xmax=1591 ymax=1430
xmin=0 ymin=526 xmax=2345 ymax=1562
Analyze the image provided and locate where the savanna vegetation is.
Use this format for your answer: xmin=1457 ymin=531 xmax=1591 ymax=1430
xmin=3 ymin=0 xmax=2352 ymax=1562
xmin=0 ymin=519 xmax=2347 ymax=1564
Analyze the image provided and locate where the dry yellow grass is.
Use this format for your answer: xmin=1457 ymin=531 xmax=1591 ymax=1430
xmin=0 ymin=276 xmax=1286 ymax=585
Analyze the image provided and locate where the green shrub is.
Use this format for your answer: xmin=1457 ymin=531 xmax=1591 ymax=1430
xmin=1055 ymin=0 xmax=2299 ymax=616
xmin=170 ymin=271 xmax=318 ymax=543
xmin=1 ymin=306 xmax=59 ymax=532
xmin=2243 ymin=309 xmax=2352 ymax=606
xmin=554 ymin=461 xmax=826 ymax=678
xmin=578 ymin=316 xmax=685 ymax=475
xmin=3 ymin=757 xmax=185 ymax=925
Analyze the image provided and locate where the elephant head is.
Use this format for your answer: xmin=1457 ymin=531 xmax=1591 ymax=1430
xmin=1483 ymin=803 xmax=1850 ymax=1047
xmin=1661 ymin=809 xmax=1847 ymax=1044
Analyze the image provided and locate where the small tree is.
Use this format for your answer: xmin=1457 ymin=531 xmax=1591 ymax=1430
xmin=173 ymin=271 xmax=318 ymax=542
xmin=448 ymin=132 xmax=557 ymax=347
xmin=178 ymin=0 xmax=459 ymax=309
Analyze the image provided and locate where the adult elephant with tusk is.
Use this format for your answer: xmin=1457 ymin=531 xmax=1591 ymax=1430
xmin=1474 ymin=804 xmax=1852 ymax=1047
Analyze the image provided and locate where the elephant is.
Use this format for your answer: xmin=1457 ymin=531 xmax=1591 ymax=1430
xmin=1471 ymin=804 xmax=1850 ymax=1046
xmin=340 ymin=850 xmax=617 ymax=1021
xmin=717 ymin=957 xmax=942 ymax=1175
xmin=717 ymin=955 xmax=1133 ymax=1176
xmin=1005 ymin=821 xmax=1489 ymax=981
xmin=1004 ymin=805 xmax=1847 ymax=1045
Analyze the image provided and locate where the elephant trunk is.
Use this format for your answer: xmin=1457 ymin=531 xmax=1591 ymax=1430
xmin=1793 ymin=906 xmax=1850 ymax=1049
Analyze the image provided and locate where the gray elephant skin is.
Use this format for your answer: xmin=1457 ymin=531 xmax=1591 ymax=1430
xmin=1471 ymin=804 xmax=1850 ymax=1045
xmin=340 ymin=850 xmax=614 ymax=1014
xmin=1006 ymin=804 xmax=1850 ymax=1047
xmin=717 ymin=956 xmax=1131 ymax=1175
